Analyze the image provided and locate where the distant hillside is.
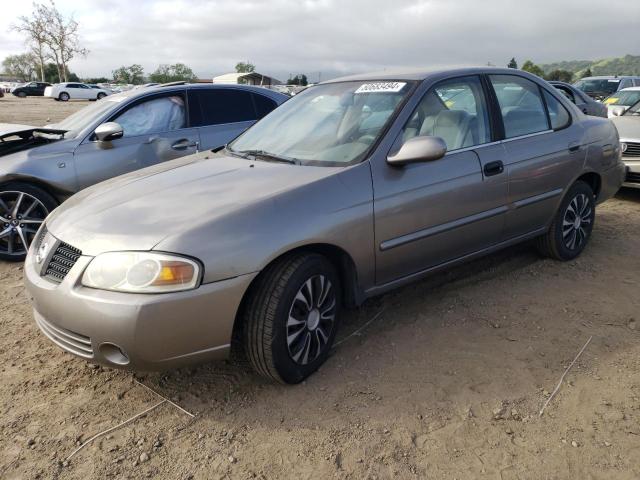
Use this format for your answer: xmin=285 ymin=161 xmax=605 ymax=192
xmin=540 ymin=54 xmax=640 ymax=77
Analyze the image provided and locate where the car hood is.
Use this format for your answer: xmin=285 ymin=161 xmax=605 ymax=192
xmin=611 ymin=115 xmax=640 ymax=140
xmin=46 ymin=153 xmax=344 ymax=256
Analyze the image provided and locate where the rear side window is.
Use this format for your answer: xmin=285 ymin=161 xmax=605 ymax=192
xmin=489 ymin=75 xmax=549 ymax=139
xmin=253 ymin=93 xmax=277 ymax=119
xmin=189 ymin=89 xmax=257 ymax=126
xmin=542 ymin=90 xmax=571 ymax=130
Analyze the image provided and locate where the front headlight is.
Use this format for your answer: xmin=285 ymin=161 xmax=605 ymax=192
xmin=82 ymin=252 xmax=201 ymax=293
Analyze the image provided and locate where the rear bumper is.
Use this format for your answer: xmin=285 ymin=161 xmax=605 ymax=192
xmin=597 ymin=162 xmax=626 ymax=202
xmin=25 ymin=249 xmax=257 ymax=371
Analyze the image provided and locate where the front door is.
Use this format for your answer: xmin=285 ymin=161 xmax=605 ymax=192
xmin=372 ymin=75 xmax=508 ymax=285
xmin=73 ymin=91 xmax=200 ymax=190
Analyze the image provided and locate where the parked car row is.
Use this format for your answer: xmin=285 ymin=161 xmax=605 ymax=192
xmin=7 ymin=67 xmax=624 ymax=383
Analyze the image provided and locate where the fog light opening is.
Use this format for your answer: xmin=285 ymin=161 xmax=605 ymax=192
xmin=99 ymin=342 xmax=130 ymax=366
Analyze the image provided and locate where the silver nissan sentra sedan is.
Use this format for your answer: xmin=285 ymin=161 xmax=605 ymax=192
xmin=25 ymin=67 xmax=625 ymax=384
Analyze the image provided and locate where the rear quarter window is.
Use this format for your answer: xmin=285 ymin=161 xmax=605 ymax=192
xmin=189 ymin=89 xmax=257 ymax=126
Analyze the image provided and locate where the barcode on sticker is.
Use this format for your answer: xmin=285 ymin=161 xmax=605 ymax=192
xmin=355 ymin=82 xmax=406 ymax=94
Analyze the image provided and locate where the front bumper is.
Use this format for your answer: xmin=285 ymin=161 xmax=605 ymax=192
xmin=24 ymin=240 xmax=257 ymax=371
xmin=622 ymin=157 xmax=640 ymax=188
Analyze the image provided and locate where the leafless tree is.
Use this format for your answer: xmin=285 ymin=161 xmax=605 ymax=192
xmin=42 ymin=1 xmax=88 ymax=82
xmin=10 ymin=1 xmax=88 ymax=83
xmin=10 ymin=3 xmax=51 ymax=81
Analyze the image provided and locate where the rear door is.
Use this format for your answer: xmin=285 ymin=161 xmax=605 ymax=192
xmin=73 ymin=90 xmax=200 ymax=189
xmin=372 ymin=75 xmax=508 ymax=284
xmin=487 ymin=74 xmax=583 ymax=239
xmin=188 ymin=88 xmax=276 ymax=150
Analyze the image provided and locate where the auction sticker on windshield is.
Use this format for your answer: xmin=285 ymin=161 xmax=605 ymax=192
xmin=355 ymin=82 xmax=406 ymax=94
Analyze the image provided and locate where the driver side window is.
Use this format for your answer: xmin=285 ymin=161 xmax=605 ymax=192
xmin=403 ymin=76 xmax=491 ymax=151
xmin=113 ymin=95 xmax=186 ymax=137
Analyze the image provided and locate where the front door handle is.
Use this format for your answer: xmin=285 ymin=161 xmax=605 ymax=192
xmin=171 ymin=139 xmax=199 ymax=150
xmin=484 ymin=160 xmax=504 ymax=177
xmin=568 ymin=143 xmax=581 ymax=153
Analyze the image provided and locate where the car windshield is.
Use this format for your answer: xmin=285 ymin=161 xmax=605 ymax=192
xmin=604 ymin=90 xmax=640 ymax=106
xmin=228 ymin=80 xmax=415 ymax=166
xmin=574 ymin=79 xmax=620 ymax=95
xmin=48 ymin=95 xmax=125 ymax=137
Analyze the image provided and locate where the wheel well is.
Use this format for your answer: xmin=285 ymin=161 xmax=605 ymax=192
xmin=0 ymin=178 xmax=64 ymax=205
xmin=229 ymin=244 xmax=361 ymax=358
xmin=577 ymin=172 xmax=601 ymax=200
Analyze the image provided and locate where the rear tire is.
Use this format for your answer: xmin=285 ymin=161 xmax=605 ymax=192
xmin=58 ymin=92 xmax=69 ymax=101
xmin=536 ymin=180 xmax=595 ymax=261
xmin=243 ymin=253 xmax=341 ymax=384
xmin=0 ymin=182 xmax=57 ymax=262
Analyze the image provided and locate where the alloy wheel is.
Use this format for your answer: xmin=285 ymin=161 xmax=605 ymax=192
xmin=286 ymin=274 xmax=336 ymax=365
xmin=562 ymin=193 xmax=592 ymax=251
xmin=0 ymin=191 xmax=48 ymax=257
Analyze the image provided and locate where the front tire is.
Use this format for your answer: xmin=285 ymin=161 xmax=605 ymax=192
xmin=243 ymin=253 xmax=341 ymax=384
xmin=0 ymin=183 xmax=57 ymax=261
xmin=17 ymin=91 xmax=27 ymax=98
xmin=536 ymin=180 xmax=595 ymax=261
xmin=97 ymin=92 xmax=106 ymax=100
xmin=58 ymin=92 xmax=70 ymax=101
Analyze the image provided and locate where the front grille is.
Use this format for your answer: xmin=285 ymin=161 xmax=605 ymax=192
xmin=44 ymin=242 xmax=82 ymax=283
xmin=35 ymin=314 xmax=93 ymax=358
xmin=623 ymin=142 xmax=640 ymax=157
xmin=626 ymin=171 xmax=640 ymax=184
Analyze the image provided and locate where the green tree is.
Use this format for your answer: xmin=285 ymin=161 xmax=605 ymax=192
xmin=148 ymin=63 xmax=197 ymax=83
xmin=40 ymin=62 xmax=77 ymax=83
xmin=545 ymin=69 xmax=574 ymax=83
xmin=521 ymin=60 xmax=544 ymax=78
xmin=235 ymin=61 xmax=255 ymax=73
xmin=112 ymin=64 xmax=145 ymax=84
xmin=507 ymin=57 xmax=518 ymax=69
xmin=83 ymin=77 xmax=110 ymax=84
xmin=287 ymin=74 xmax=308 ymax=86
xmin=2 ymin=53 xmax=38 ymax=81
xmin=581 ymin=68 xmax=592 ymax=78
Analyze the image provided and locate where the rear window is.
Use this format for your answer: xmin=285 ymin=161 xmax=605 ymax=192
xmin=189 ymin=89 xmax=258 ymax=126
xmin=574 ymin=79 xmax=620 ymax=95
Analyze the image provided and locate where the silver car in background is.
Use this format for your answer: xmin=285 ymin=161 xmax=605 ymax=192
xmin=611 ymin=99 xmax=640 ymax=188
xmin=25 ymin=68 xmax=625 ymax=384
xmin=0 ymin=84 xmax=287 ymax=260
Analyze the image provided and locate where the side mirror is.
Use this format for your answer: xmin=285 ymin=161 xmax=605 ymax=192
xmin=387 ymin=136 xmax=447 ymax=166
xmin=95 ymin=122 xmax=124 ymax=142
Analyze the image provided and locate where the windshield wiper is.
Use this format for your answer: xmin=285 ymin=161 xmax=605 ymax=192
xmin=237 ymin=149 xmax=300 ymax=165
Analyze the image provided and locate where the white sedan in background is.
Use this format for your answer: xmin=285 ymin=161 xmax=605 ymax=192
xmin=44 ymin=82 xmax=111 ymax=101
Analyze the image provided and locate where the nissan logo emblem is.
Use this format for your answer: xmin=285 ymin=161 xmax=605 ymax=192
xmin=36 ymin=241 xmax=49 ymax=264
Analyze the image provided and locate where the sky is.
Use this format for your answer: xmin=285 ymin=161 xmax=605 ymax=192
xmin=1 ymin=0 xmax=639 ymax=82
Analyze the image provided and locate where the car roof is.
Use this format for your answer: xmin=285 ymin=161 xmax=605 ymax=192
xmin=109 ymin=83 xmax=288 ymax=102
xmin=322 ymin=67 xmax=543 ymax=84
xmin=619 ymin=86 xmax=640 ymax=91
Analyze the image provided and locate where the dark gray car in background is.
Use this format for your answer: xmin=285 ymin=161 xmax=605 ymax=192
xmin=25 ymin=68 xmax=625 ymax=384
xmin=0 ymin=84 xmax=287 ymax=259
xmin=549 ymin=81 xmax=608 ymax=118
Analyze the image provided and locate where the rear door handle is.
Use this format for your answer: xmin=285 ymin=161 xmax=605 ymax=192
xmin=171 ymin=139 xmax=199 ymax=150
xmin=568 ymin=143 xmax=581 ymax=153
xmin=483 ymin=160 xmax=504 ymax=177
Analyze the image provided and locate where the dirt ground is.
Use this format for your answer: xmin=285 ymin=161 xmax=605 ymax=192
xmin=0 ymin=96 xmax=639 ymax=480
